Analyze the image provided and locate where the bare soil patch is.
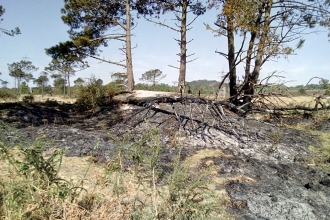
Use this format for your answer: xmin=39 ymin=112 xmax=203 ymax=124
xmin=1 ymin=92 xmax=330 ymax=219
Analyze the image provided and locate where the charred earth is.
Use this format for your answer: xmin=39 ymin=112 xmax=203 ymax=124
xmin=0 ymin=96 xmax=329 ymax=220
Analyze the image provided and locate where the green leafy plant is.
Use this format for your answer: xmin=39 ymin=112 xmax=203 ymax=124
xmin=75 ymin=75 xmax=107 ymax=112
xmin=0 ymin=89 xmax=17 ymax=101
xmin=0 ymin=122 xmax=83 ymax=219
xmin=324 ymin=88 xmax=330 ymax=96
xmin=298 ymin=88 xmax=307 ymax=95
xmin=21 ymin=94 xmax=34 ymax=103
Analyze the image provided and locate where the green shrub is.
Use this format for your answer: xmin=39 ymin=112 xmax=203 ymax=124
xmin=0 ymin=122 xmax=81 ymax=219
xmin=19 ymin=82 xmax=30 ymax=95
xmin=105 ymin=82 xmax=119 ymax=99
xmin=0 ymin=89 xmax=17 ymax=101
xmin=298 ymin=88 xmax=307 ymax=95
xmin=75 ymin=75 xmax=108 ymax=111
xmin=22 ymin=94 xmax=34 ymax=103
xmin=324 ymin=88 xmax=330 ymax=96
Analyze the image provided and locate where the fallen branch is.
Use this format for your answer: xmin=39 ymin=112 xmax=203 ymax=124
xmin=118 ymin=94 xmax=245 ymax=141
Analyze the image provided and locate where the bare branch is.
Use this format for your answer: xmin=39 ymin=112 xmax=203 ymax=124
xmin=187 ymin=57 xmax=198 ymax=63
xmin=305 ymin=77 xmax=323 ymax=87
xmin=90 ymin=34 xmax=127 ymax=42
xmin=168 ymin=65 xmax=180 ymax=69
xmin=215 ymin=51 xmax=229 ymax=59
xmin=84 ymin=53 xmax=126 ymax=68
xmin=187 ymin=15 xmax=200 ymax=27
xmin=144 ymin=17 xmax=180 ymax=32
xmin=186 ymin=53 xmax=195 ymax=58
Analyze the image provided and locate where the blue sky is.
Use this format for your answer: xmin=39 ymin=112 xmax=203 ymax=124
xmin=0 ymin=0 xmax=329 ymax=88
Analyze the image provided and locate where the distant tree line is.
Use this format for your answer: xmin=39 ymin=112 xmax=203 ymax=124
xmin=1 ymin=0 xmax=330 ymax=106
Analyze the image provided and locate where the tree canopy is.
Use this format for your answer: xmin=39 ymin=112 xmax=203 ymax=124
xmin=74 ymin=77 xmax=85 ymax=86
xmin=0 ymin=5 xmax=20 ymax=36
xmin=207 ymin=0 xmax=330 ymax=105
xmin=61 ymin=0 xmax=135 ymax=91
xmin=140 ymin=69 xmax=166 ymax=86
xmin=33 ymin=71 xmax=49 ymax=97
xmin=111 ymin=72 xmax=128 ymax=91
xmin=45 ymin=41 xmax=89 ymax=98
xmin=141 ymin=0 xmax=206 ymax=92
xmin=7 ymin=60 xmax=38 ymax=92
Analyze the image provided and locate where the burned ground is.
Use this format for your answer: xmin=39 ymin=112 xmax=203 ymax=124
xmin=0 ymin=100 xmax=329 ymax=219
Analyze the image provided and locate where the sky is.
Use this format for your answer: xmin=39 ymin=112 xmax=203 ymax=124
xmin=0 ymin=0 xmax=329 ymax=89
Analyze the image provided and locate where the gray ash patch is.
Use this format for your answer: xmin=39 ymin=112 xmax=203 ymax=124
xmin=12 ymin=126 xmax=116 ymax=162
xmin=316 ymin=119 xmax=330 ymax=131
xmin=216 ymin=155 xmax=330 ymax=219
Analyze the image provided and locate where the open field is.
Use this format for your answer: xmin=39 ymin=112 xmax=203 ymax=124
xmin=262 ymin=95 xmax=329 ymax=107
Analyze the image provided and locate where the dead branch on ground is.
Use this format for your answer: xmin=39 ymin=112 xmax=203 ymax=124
xmin=117 ymin=95 xmax=245 ymax=142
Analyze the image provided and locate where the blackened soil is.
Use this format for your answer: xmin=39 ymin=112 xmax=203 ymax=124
xmin=1 ymin=102 xmax=330 ymax=219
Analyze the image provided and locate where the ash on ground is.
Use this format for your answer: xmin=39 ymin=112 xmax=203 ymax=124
xmin=1 ymin=101 xmax=329 ymax=220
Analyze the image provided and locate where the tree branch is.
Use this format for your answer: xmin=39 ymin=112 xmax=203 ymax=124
xmin=168 ymin=65 xmax=180 ymax=69
xmin=85 ymin=54 xmax=126 ymax=68
xmin=144 ymin=17 xmax=179 ymax=32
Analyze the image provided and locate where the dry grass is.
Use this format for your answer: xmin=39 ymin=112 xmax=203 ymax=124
xmin=0 ymin=145 xmax=236 ymax=219
xmin=184 ymin=149 xmax=233 ymax=169
xmin=31 ymin=94 xmax=77 ymax=103
xmin=263 ymin=95 xmax=322 ymax=107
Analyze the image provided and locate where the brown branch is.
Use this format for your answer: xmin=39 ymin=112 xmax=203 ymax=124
xmin=90 ymin=34 xmax=126 ymax=42
xmin=83 ymin=53 xmax=126 ymax=68
xmin=215 ymin=51 xmax=228 ymax=59
xmin=144 ymin=17 xmax=179 ymax=32
xmin=168 ymin=65 xmax=180 ymax=69
xmin=215 ymin=71 xmax=230 ymax=100
xmin=305 ymin=77 xmax=323 ymax=87
xmin=186 ymin=57 xmax=198 ymax=63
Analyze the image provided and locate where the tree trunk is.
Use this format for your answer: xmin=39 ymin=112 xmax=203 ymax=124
xmin=240 ymin=30 xmax=257 ymax=104
xmin=227 ymin=15 xmax=237 ymax=104
xmin=241 ymin=1 xmax=269 ymax=105
xmin=126 ymin=0 xmax=134 ymax=92
xmin=246 ymin=0 xmax=272 ymax=101
xmin=243 ymin=30 xmax=257 ymax=84
xmin=17 ymin=77 xmax=21 ymax=93
xmin=177 ymin=0 xmax=188 ymax=93
xmin=14 ymin=78 xmax=17 ymax=92
xmin=63 ymin=73 xmax=66 ymax=97
xmin=67 ymin=73 xmax=71 ymax=98
xmin=42 ymin=84 xmax=44 ymax=98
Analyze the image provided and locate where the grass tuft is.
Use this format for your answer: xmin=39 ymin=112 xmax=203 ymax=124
xmin=308 ymin=131 xmax=330 ymax=172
